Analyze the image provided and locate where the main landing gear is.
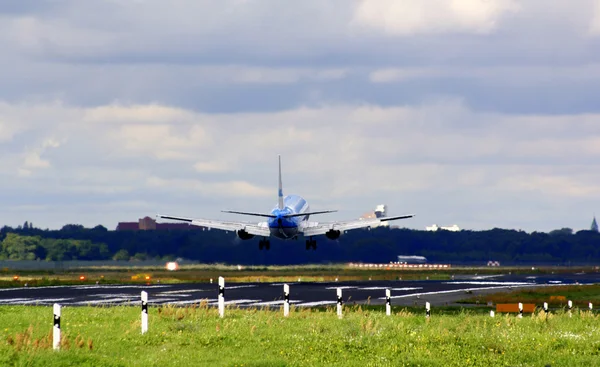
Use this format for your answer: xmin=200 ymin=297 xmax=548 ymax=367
xmin=259 ymin=238 xmax=270 ymax=250
xmin=305 ymin=238 xmax=317 ymax=250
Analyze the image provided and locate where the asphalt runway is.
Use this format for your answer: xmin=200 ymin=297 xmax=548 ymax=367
xmin=0 ymin=273 xmax=598 ymax=308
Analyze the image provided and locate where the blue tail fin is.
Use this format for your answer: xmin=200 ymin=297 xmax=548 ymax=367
xmin=278 ymin=155 xmax=284 ymax=210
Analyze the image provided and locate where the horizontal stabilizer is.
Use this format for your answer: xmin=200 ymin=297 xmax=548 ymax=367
xmin=284 ymin=210 xmax=337 ymax=218
xmin=157 ymin=214 xmax=193 ymax=223
xmin=221 ymin=210 xmax=277 ymax=218
xmin=380 ymin=214 xmax=415 ymax=221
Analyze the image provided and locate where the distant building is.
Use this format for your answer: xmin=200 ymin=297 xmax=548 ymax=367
xmin=592 ymin=216 xmax=599 ymax=233
xmin=360 ymin=204 xmax=390 ymax=227
xmin=426 ymin=224 xmax=460 ymax=232
xmin=397 ymin=255 xmax=427 ymax=264
xmin=117 ymin=216 xmax=199 ymax=231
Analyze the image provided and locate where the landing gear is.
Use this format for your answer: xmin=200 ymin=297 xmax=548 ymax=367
xmin=259 ymin=239 xmax=271 ymax=250
xmin=305 ymin=238 xmax=317 ymax=250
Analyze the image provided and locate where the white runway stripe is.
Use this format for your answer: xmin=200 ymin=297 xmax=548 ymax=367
xmin=226 ymin=285 xmax=258 ymax=290
xmin=74 ymin=297 xmax=135 ymax=305
xmin=379 ymin=284 xmax=540 ymax=300
xmin=391 ymin=287 xmax=423 ymax=291
xmin=17 ymin=298 xmax=72 ymax=305
xmin=325 ymin=286 xmax=357 ymax=290
xmin=0 ymin=298 xmax=29 ymax=303
xmin=157 ymin=289 xmax=208 ymax=295
xmin=444 ymin=282 xmax=530 ymax=286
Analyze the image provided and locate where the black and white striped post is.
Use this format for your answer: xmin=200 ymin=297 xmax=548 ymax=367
xmin=568 ymin=300 xmax=573 ymax=317
xmin=218 ymin=276 xmax=225 ymax=318
xmin=385 ymin=289 xmax=391 ymax=316
xmin=283 ymin=284 xmax=290 ymax=317
xmin=426 ymin=302 xmax=431 ymax=318
xmin=543 ymin=302 xmax=549 ymax=314
xmin=336 ymin=288 xmax=343 ymax=319
xmin=518 ymin=302 xmax=523 ymax=318
xmin=141 ymin=291 xmax=148 ymax=334
xmin=53 ymin=303 xmax=61 ymax=350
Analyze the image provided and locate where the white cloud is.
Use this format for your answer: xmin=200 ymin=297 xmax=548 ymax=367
xmin=591 ymin=0 xmax=600 ymax=35
xmin=353 ymin=0 xmax=520 ymax=35
xmin=1 ymin=99 xmax=599 ymax=230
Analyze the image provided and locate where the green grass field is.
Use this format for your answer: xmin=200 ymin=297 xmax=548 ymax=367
xmin=1 ymin=304 xmax=599 ymax=366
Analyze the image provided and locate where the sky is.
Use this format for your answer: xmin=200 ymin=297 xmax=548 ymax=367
xmin=1 ymin=0 xmax=600 ymax=232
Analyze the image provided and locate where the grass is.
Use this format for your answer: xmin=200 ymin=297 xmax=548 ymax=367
xmin=460 ymin=284 xmax=600 ymax=307
xmin=1 ymin=305 xmax=599 ymax=366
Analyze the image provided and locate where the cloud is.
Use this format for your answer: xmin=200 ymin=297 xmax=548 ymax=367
xmin=353 ymin=0 xmax=520 ymax=35
xmin=591 ymin=0 xmax=600 ymax=35
xmin=1 ymin=99 xmax=600 ymax=231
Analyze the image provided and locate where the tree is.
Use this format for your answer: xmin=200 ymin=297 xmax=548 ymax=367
xmin=0 ymin=233 xmax=40 ymax=260
xmin=112 ymin=249 xmax=129 ymax=261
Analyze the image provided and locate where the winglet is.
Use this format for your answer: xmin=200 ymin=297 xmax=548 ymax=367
xmin=278 ymin=155 xmax=284 ymax=210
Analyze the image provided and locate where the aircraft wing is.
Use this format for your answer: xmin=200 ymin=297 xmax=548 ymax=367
xmin=301 ymin=214 xmax=415 ymax=237
xmin=157 ymin=215 xmax=271 ymax=237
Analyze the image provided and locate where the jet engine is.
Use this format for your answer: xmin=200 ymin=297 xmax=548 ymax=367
xmin=236 ymin=229 xmax=255 ymax=240
xmin=325 ymin=230 xmax=341 ymax=240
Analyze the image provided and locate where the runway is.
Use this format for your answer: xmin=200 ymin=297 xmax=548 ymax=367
xmin=0 ymin=273 xmax=598 ymax=307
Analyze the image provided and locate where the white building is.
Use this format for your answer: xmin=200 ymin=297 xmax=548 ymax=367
xmin=426 ymin=224 xmax=460 ymax=232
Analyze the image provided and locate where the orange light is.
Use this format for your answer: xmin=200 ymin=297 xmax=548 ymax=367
xmin=145 ymin=276 xmax=151 ymax=280
xmin=79 ymin=275 xmax=86 ymax=281
xmin=12 ymin=275 xmax=19 ymax=281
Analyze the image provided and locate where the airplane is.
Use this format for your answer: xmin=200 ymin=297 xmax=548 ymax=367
xmin=157 ymin=156 xmax=414 ymax=250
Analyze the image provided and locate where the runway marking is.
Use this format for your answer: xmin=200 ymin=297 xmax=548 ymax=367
xmin=155 ymin=293 xmax=191 ymax=297
xmin=325 ymin=286 xmax=357 ymax=290
xmin=443 ymin=282 xmax=531 ymax=286
xmin=391 ymin=287 xmax=423 ymax=291
xmin=74 ymin=297 xmax=136 ymax=305
xmin=0 ymin=298 xmax=29 ymax=303
xmin=18 ymin=298 xmax=72 ymax=305
xmin=75 ymin=285 xmax=171 ymax=290
xmin=379 ymin=284 xmax=540 ymax=300
xmin=157 ymin=289 xmax=209 ymax=295
xmin=226 ymin=285 xmax=258 ymax=290
xmin=296 ymin=301 xmax=337 ymax=307
xmin=358 ymin=287 xmax=389 ymax=290
xmin=94 ymin=294 xmax=138 ymax=298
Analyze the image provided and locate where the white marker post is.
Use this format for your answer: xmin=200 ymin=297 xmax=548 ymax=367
xmin=426 ymin=302 xmax=431 ymax=318
xmin=543 ymin=302 xmax=549 ymax=314
xmin=568 ymin=300 xmax=573 ymax=317
xmin=218 ymin=276 xmax=225 ymax=318
xmin=53 ymin=303 xmax=61 ymax=350
xmin=589 ymin=302 xmax=593 ymax=311
xmin=385 ymin=289 xmax=391 ymax=316
xmin=141 ymin=291 xmax=148 ymax=334
xmin=490 ymin=310 xmax=495 ymax=318
xmin=518 ymin=302 xmax=523 ymax=318
xmin=336 ymin=288 xmax=343 ymax=319
xmin=283 ymin=284 xmax=290 ymax=317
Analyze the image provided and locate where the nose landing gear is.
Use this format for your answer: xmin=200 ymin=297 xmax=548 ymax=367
xmin=305 ymin=238 xmax=317 ymax=250
xmin=259 ymin=238 xmax=271 ymax=250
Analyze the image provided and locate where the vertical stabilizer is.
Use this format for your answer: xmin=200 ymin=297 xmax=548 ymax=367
xmin=278 ymin=155 xmax=284 ymax=210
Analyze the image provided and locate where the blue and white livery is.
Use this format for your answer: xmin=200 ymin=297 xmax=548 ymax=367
xmin=158 ymin=156 xmax=414 ymax=250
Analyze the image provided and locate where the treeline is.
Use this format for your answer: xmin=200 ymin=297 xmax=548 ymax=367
xmin=1 ymin=224 xmax=599 ymax=265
